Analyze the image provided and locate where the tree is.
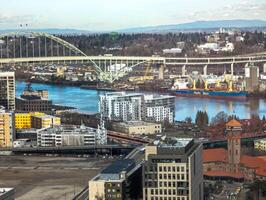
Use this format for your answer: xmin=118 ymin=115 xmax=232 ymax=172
xmin=195 ymin=111 xmax=209 ymax=128
xmin=210 ymin=111 xmax=228 ymax=126
xmin=185 ymin=117 xmax=192 ymax=124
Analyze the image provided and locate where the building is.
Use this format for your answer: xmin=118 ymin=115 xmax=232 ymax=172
xmin=15 ymin=112 xmax=60 ymax=129
xmin=89 ymin=159 xmax=142 ymax=200
xmin=99 ymin=92 xmax=143 ymax=122
xmin=15 ymin=112 xmax=44 ymax=129
xmin=0 ymin=72 xmax=15 ymax=110
xmin=37 ymin=124 xmax=107 ymax=147
xmin=0 ymin=188 xmax=15 ymax=200
xmin=163 ymin=48 xmax=182 ymax=54
xmin=245 ymin=64 xmax=259 ymax=92
xmin=203 ymin=119 xmax=266 ymax=181
xmin=99 ymin=92 xmax=175 ymax=123
xmin=0 ymin=109 xmax=13 ymax=148
xmin=143 ymin=137 xmax=203 ymax=200
xmin=16 ymin=83 xmax=52 ymax=112
xmin=254 ymin=139 xmax=266 ymax=151
xmin=144 ymin=95 xmax=175 ymax=123
xmin=112 ymin=121 xmax=161 ymax=135
xmin=31 ymin=115 xmax=61 ymax=129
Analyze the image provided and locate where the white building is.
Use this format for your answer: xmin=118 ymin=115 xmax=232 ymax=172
xmin=144 ymin=95 xmax=175 ymax=123
xmin=220 ymin=42 xmax=234 ymax=52
xmin=163 ymin=48 xmax=182 ymax=54
xmin=99 ymin=92 xmax=144 ymax=121
xmin=197 ymin=43 xmax=220 ymax=53
xmin=99 ymin=92 xmax=175 ymax=123
xmin=37 ymin=124 xmax=107 ymax=147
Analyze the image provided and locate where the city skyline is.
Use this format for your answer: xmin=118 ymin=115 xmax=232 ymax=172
xmin=0 ymin=0 xmax=266 ymax=31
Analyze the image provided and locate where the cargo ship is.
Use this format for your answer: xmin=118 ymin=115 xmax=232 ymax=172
xmin=171 ymin=74 xmax=248 ymax=99
xmin=174 ymin=89 xmax=248 ymax=99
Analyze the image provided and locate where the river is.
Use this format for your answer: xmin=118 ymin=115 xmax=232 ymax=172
xmin=16 ymin=81 xmax=266 ymax=121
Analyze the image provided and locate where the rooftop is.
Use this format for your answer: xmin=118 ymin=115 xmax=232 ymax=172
xmin=0 ymin=188 xmax=14 ymax=196
xmin=116 ymin=121 xmax=160 ymax=126
xmin=226 ymin=119 xmax=242 ymax=127
xmin=155 ymin=137 xmax=193 ymax=148
xmin=101 ymin=159 xmax=135 ymax=175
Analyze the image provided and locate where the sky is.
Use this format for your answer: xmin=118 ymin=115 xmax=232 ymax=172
xmin=0 ymin=0 xmax=266 ymax=31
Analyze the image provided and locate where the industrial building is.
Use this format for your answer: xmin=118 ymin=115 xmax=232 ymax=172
xmin=143 ymin=137 xmax=203 ymax=200
xmin=0 ymin=188 xmax=15 ymax=200
xmin=112 ymin=121 xmax=161 ymax=135
xmin=15 ymin=112 xmax=44 ymax=129
xmin=0 ymin=108 xmax=13 ymax=148
xmin=15 ymin=83 xmax=52 ymax=112
xmin=89 ymin=159 xmax=142 ymax=200
xmin=37 ymin=124 xmax=107 ymax=147
xmin=0 ymin=72 xmax=15 ymax=110
xmin=99 ymin=92 xmax=175 ymax=123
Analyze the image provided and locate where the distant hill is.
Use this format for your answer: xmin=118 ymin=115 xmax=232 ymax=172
xmin=118 ymin=19 xmax=266 ymax=33
xmin=0 ymin=28 xmax=93 ymax=35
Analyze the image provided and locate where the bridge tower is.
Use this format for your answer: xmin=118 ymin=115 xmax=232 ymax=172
xmin=182 ymin=65 xmax=186 ymax=76
xmin=226 ymin=119 xmax=242 ymax=173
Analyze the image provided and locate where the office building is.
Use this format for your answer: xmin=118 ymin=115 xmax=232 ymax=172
xmin=143 ymin=137 xmax=203 ymax=200
xmin=37 ymin=123 xmax=107 ymax=147
xmin=0 ymin=108 xmax=13 ymax=148
xmin=99 ymin=92 xmax=175 ymax=123
xmin=0 ymin=188 xmax=15 ymax=200
xmin=245 ymin=64 xmax=259 ymax=92
xmin=0 ymin=72 xmax=15 ymax=110
xmin=89 ymin=159 xmax=142 ymax=200
xmin=112 ymin=121 xmax=162 ymax=135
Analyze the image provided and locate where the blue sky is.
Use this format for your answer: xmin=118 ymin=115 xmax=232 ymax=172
xmin=0 ymin=0 xmax=266 ymax=31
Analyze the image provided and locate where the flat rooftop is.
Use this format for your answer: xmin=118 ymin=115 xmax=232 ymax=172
xmin=155 ymin=137 xmax=193 ymax=148
xmin=116 ymin=121 xmax=160 ymax=126
xmin=0 ymin=188 xmax=14 ymax=196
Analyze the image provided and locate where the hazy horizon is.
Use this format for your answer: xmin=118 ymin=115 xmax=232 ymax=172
xmin=0 ymin=0 xmax=266 ymax=31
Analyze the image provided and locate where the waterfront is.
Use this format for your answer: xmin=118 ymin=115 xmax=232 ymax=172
xmin=16 ymin=81 xmax=266 ymax=121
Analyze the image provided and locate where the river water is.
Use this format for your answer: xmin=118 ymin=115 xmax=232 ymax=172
xmin=16 ymin=81 xmax=266 ymax=121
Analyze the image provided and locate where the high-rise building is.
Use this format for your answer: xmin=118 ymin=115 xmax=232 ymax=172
xmin=89 ymin=159 xmax=142 ymax=200
xmin=143 ymin=138 xmax=203 ymax=200
xmin=0 ymin=108 xmax=13 ymax=148
xmin=99 ymin=92 xmax=175 ymax=123
xmin=0 ymin=72 xmax=15 ymax=110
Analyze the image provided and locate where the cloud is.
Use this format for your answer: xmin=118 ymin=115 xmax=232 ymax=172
xmin=0 ymin=14 xmax=42 ymax=29
xmin=174 ymin=1 xmax=266 ymax=22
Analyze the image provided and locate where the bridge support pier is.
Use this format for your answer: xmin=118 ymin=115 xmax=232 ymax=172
xmin=231 ymin=63 xmax=234 ymax=78
xmin=182 ymin=65 xmax=186 ymax=76
xmin=203 ymin=65 xmax=208 ymax=76
xmin=159 ymin=64 xmax=164 ymax=80
xmin=263 ymin=63 xmax=266 ymax=73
